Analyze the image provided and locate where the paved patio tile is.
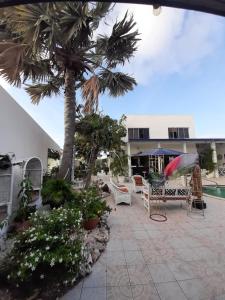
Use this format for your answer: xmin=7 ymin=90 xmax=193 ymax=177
xmin=107 ymin=239 xmax=123 ymax=251
xmin=80 ymin=287 xmax=106 ymax=300
xmin=83 ymin=267 xmax=106 ymax=288
xmin=106 ymin=265 xmax=130 ymax=287
xmin=156 ymin=282 xmax=187 ymax=300
xmin=61 ymin=190 xmax=225 ymax=300
xmin=107 ymin=285 xmax=133 ymax=300
xmin=131 ymin=284 xmax=160 ymax=300
xmin=134 ymin=230 xmax=150 ymax=240
xmin=124 ymin=251 xmax=145 ymax=265
xmin=148 ymin=263 xmax=176 ymax=283
xmin=167 ymin=261 xmax=197 ymax=281
xmin=106 ymin=250 xmax=126 ymax=266
xmin=123 ymin=239 xmax=140 ymax=251
xmin=61 ymin=280 xmax=83 ymax=300
xmin=178 ymin=277 xmax=225 ymax=300
xmin=127 ymin=264 xmax=152 ymax=285
xmin=175 ymin=247 xmax=200 ymax=262
xmin=142 ymin=249 xmax=164 ymax=264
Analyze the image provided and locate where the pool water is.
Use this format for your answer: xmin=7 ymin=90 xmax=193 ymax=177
xmin=203 ymin=186 xmax=225 ymax=199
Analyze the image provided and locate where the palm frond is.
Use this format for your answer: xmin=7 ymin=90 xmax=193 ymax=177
xmin=82 ymin=75 xmax=100 ymax=113
xmin=96 ymin=12 xmax=140 ymax=67
xmin=0 ymin=42 xmax=27 ymax=86
xmin=25 ymin=77 xmax=63 ymax=104
xmin=22 ymin=59 xmax=54 ymax=83
xmin=99 ymin=70 xmax=136 ymax=97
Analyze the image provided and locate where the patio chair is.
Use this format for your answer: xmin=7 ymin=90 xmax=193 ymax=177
xmin=131 ymin=175 xmax=147 ymax=193
xmin=109 ymin=178 xmax=132 ymax=205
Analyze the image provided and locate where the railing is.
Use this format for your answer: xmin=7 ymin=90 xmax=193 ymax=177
xmin=218 ymin=167 xmax=225 ymax=177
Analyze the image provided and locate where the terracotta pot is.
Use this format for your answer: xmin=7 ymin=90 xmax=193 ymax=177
xmin=83 ymin=217 xmax=99 ymax=230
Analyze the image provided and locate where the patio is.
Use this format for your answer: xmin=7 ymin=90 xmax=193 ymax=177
xmin=62 ymin=190 xmax=225 ymax=300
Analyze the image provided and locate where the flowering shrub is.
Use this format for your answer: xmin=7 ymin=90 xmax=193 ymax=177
xmin=68 ymin=187 xmax=112 ymax=220
xmin=6 ymin=207 xmax=83 ymax=284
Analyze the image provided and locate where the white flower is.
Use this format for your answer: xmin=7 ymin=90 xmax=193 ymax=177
xmin=31 ymin=266 xmax=35 ymax=271
xmin=50 ymin=260 xmax=55 ymax=267
xmin=35 ymin=257 xmax=39 ymax=262
xmin=30 ymin=253 xmax=34 ymax=257
xmin=46 ymin=246 xmax=50 ymax=250
xmin=63 ymin=280 xmax=68 ymax=285
xmin=7 ymin=275 xmax=10 ymax=279
xmin=59 ymin=258 xmax=63 ymax=263
xmin=17 ymin=271 xmax=21 ymax=276
xmin=40 ymin=274 xmax=44 ymax=279
xmin=71 ymin=277 xmax=76 ymax=284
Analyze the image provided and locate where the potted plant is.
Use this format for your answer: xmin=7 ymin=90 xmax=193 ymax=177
xmin=12 ymin=178 xmax=34 ymax=232
xmin=83 ymin=212 xmax=100 ymax=230
xmin=75 ymin=187 xmax=111 ymax=230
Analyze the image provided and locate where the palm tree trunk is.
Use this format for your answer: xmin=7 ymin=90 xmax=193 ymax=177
xmin=58 ymin=69 xmax=76 ymax=180
xmin=85 ymin=147 xmax=98 ymax=188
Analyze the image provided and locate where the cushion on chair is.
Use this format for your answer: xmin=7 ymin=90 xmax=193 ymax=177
xmin=134 ymin=176 xmax=143 ymax=186
xmin=118 ymin=187 xmax=129 ymax=193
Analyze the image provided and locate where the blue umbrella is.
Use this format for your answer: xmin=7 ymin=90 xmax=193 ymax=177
xmin=132 ymin=148 xmax=183 ymax=157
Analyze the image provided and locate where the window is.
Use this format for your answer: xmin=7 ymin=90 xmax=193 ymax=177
xmin=168 ymin=128 xmax=189 ymax=139
xmin=128 ymin=128 xmax=149 ymax=140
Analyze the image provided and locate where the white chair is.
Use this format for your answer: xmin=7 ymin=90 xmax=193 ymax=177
xmin=131 ymin=175 xmax=147 ymax=193
xmin=109 ymin=178 xmax=131 ymax=205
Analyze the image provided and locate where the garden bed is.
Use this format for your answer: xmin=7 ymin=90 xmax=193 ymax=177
xmin=0 ymin=214 xmax=110 ymax=300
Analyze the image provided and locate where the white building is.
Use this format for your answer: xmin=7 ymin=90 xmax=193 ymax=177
xmin=0 ymin=86 xmax=61 ymax=217
xmin=0 ymin=85 xmax=61 ymax=171
xmin=125 ymin=115 xmax=225 ymax=178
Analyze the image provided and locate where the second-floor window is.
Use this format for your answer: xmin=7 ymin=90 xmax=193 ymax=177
xmin=168 ymin=128 xmax=189 ymax=139
xmin=128 ymin=128 xmax=149 ymax=140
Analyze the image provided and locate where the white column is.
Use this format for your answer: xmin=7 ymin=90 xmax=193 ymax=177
xmin=127 ymin=142 xmax=132 ymax=178
xmin=157 ymin=142 xmax=161 ymax=148
xmin=211 ymin=142 xmax=219 ymax=178
xmin=183 ymin=142 xmax=187 ymax=153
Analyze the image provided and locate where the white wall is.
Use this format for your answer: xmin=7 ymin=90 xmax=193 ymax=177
xmin=125 ymin=115 xmax=195 ymax=140
xmin=129 ymin=141 xmax=197 ymax=155
xmin=0 ymin=86 xmax=61 ymax=171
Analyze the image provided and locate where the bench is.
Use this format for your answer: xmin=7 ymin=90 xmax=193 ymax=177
xmin=142 ymin=184 xmax=191 ymax=213
xmin=109 ymin=179 xmax=132 ymax=205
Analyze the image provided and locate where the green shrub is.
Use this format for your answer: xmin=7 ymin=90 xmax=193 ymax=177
xmin=5 ymin=207 xmax=83 ymax=284
xmin=14 ymin=178 xmax=34 ymax=222
xmin=41 ymin=179 xmax=75 ymax=208
xmin=67 ymin=187 xmax=111 ymax=220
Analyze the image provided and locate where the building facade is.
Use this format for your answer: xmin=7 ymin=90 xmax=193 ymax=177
xmin=125 ymin=115 xmax=225 ymax=178
xmin=0 ymin=85 xmax=61 ymax=171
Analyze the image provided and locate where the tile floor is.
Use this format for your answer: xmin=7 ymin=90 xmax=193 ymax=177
xmin=62 ymin=191 xmax=225 ymax=300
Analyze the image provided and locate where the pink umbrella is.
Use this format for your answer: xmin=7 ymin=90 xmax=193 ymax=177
xmin=164 ymin=154 xmax=198 ymax=178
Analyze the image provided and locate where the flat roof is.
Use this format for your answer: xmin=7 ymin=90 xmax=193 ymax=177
xmin=128 ymin=138 xmax=225 ymax=142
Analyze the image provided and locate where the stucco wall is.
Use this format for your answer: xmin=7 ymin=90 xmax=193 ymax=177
xmin=129 ymin=141 xmax=197 ymax=155
xmin=125 ymin=115 xmax=195 ymax=140
xmin=0 ymin=86 xmax=61 ymax=171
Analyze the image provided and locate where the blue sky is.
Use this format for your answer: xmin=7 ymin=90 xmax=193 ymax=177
xmin=1 ymin=4 xmax=225 ymax=147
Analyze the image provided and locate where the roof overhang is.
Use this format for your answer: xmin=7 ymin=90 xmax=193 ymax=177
xmin=128 ymin=138 xmax=225 ymax=143
xmin=0 ymin=0 xmax=225 ymax=17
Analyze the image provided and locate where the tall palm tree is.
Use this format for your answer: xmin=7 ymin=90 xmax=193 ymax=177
xmin=0 ymin=2 xmax=139 ymax=180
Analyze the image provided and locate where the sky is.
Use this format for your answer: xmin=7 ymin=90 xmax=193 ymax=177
xmin=1 ymin=3 xmax=225 ymax=147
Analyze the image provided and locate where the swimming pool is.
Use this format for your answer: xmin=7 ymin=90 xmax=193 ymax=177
xmin=203 ymin=185 xmax=225 ymax=199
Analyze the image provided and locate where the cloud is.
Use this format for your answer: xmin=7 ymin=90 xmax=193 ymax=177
xmin=103 ymin=4 xmax=225 ymax=85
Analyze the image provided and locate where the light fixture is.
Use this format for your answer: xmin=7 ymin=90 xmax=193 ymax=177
xmin=153 ymin=4 xmax=162 ymax=16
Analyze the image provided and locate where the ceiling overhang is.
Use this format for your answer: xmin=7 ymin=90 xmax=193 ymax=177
xmin=0 ymin=0 xmax=225 ymax=17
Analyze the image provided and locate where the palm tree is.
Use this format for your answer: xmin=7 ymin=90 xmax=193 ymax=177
xmin=0 ymin=3 xmax=139 ymax=180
